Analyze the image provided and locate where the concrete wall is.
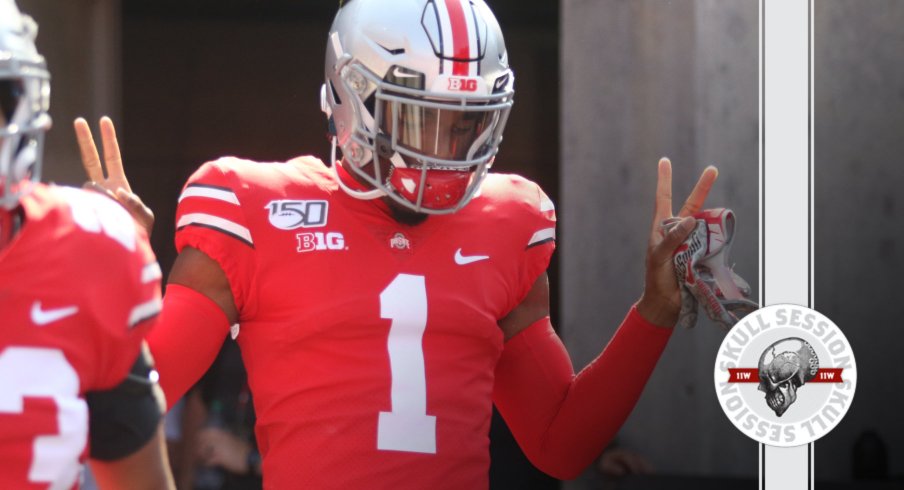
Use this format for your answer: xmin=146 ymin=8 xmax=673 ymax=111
xmin=561 ymin=0 xmax=759 ymax=480
xmin=563 ymin=0 xmax=904 ymax=483
xmin=18 ymin=0 xmax=120 ymax=186
xmin=813 ymin=1 xmax=904 ymax=482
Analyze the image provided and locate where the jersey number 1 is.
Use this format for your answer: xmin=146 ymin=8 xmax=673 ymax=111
xmin=377 ymin=274 xmax=437 ymax=454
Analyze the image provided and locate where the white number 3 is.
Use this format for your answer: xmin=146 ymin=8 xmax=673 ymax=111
xmin=377 ymin=274 xmax=437 ymax=454
xmin=0 ymin=347 xmax=87 ymax=489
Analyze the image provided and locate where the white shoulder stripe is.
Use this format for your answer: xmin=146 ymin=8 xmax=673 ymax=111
xmin=177 ymin=213 xmax=254 ymax=245
xmin=141 ymin=262 xmax=162 ymax=284
xmin=528 ymin=227 xmax=556 ymax=246
xmin=540 ymin=197 xmax=555 ymax=213
xmin=178 ymin=186 xmax=240 ymax=205
xmin=128 ymin=297 xmax=162 ymax=328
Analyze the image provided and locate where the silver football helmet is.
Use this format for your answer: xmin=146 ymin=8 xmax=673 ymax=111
xmin=0 ymin=0 xmax=50 ymax=210
xmin=322 ymin=0 xmax=514 ymax=214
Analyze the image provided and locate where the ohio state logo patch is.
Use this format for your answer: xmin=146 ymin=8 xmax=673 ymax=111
xmin=389 ymin=232 xmax=410 ymax=250
xmin=713 ymin=304 xmax=856 ymax=447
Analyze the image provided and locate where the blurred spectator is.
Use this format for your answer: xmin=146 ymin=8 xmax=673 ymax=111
xmin=596 ymin=445 xmax=653 ymax=478
xmin=182 ymin=339 xmax=261 ymax=490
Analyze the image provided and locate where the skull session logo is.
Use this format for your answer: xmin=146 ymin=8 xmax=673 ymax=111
xmin=757 ymin=338 xmax=822 ymax=417
xmin=714 ymin=304 xmax=857 ymax=447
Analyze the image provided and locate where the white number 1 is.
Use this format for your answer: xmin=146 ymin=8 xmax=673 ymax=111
xmin=377 ymin=274 xmax=437 ymax=454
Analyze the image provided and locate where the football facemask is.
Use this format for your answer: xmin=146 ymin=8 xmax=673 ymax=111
xmin=663 ymin=208 xmax=759 ymax=330
xmin=0 ymin=3 xmax=51 ymax=210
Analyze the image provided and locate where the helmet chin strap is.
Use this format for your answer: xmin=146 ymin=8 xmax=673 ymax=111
xmin=389 ymin=151 xmax=407 ymax=169
xmin=466 ymin=119 xmax=496 ymax=161
xmin=331 ymin=137 xmax=386 ymax=201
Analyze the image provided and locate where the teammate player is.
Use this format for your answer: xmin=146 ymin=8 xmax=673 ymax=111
xmin=0 ymin=1 xmax=174 ymax=488
xmin=78 ymin=0 xmax=717 ymax=487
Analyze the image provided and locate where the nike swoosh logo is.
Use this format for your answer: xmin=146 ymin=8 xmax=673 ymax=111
xmin=31 ymin=302 xmax=79 ymax=326
xmin=493 ymin=76 xmax=508 ymax=92
xmin=393 ymin=67 xmax=420 ymax=79
xmin=454 ymin=248 xmax=489 ymax=265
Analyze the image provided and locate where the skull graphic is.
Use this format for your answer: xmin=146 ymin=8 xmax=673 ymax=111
xmin=757 ymin=338 xmax=819 ymax=417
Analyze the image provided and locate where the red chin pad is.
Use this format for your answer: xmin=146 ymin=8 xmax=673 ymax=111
xmin=388 ymin=167 xmax=471 ymax=210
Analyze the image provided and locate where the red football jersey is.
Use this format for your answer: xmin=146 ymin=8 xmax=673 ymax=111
xmin=172 ymin=157 xmax=555 ymax=489
xmin=0 ymin=184 xmax=161 ymax=489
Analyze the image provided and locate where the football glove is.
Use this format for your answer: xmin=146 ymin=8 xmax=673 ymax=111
xmin=662 ymin=208 xmax=758 ymax=330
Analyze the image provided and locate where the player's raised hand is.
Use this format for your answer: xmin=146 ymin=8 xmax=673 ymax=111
xmin=636 ymin=158 xmax=718 ymax=327
xmin=74 ymin=116 xmax=154 ymax=236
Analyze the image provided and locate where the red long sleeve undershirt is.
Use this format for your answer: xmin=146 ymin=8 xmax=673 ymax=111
xmin=492 ymin=306 xmax=673 ymax=480
xmin=147 ymin=284 xmax=231 ymax=409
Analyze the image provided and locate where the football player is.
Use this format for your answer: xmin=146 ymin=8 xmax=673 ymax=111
xmin=0 ymin=1 xmax=174 ymax=488
xmin=78 ymin=0 xmax=717 ymax=487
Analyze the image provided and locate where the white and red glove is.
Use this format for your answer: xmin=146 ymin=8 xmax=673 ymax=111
xmin=662 ymin=208 xmax=758 ymax=330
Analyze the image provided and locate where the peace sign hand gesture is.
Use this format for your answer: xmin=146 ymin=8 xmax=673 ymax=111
xmin=636 ymin=158 xmax=719 ymax=327
xmin=74 ymin=116 xmax=155 ymax=236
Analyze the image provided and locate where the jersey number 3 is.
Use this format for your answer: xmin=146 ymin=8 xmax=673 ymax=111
xmin=377 ymin=274 xmax=437 ymax=454
xmin=0 ymin=347 xmax=87 ymax=489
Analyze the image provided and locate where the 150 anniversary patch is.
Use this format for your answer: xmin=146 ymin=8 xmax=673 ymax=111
xmin=713 ymin=304 xmax=857 ymax=447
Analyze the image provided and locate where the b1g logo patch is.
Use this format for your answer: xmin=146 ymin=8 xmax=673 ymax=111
xmin=296 ymin=232 xmax=347 ymax=253
xmin=266 ymin=200 xmax=328 ymax=230
xmin=447 ymin=77 xmax=478 ymax=92
xmin=714 ymin=304 xmax=856 ymax=447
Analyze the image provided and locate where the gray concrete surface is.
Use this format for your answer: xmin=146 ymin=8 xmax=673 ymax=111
xmin=563 ymin=0 xmax=904 ymax=484
xmin=813 ymin=0 xmax=904 ymax=483
xmin=18 ymin=0 xmax=120 ymax=187
xmin=561 ymin=0 xmax=759 ymax=480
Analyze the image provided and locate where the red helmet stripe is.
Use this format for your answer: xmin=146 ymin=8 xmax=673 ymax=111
xmin=444 ymin=0 xmax=471 ymax=75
